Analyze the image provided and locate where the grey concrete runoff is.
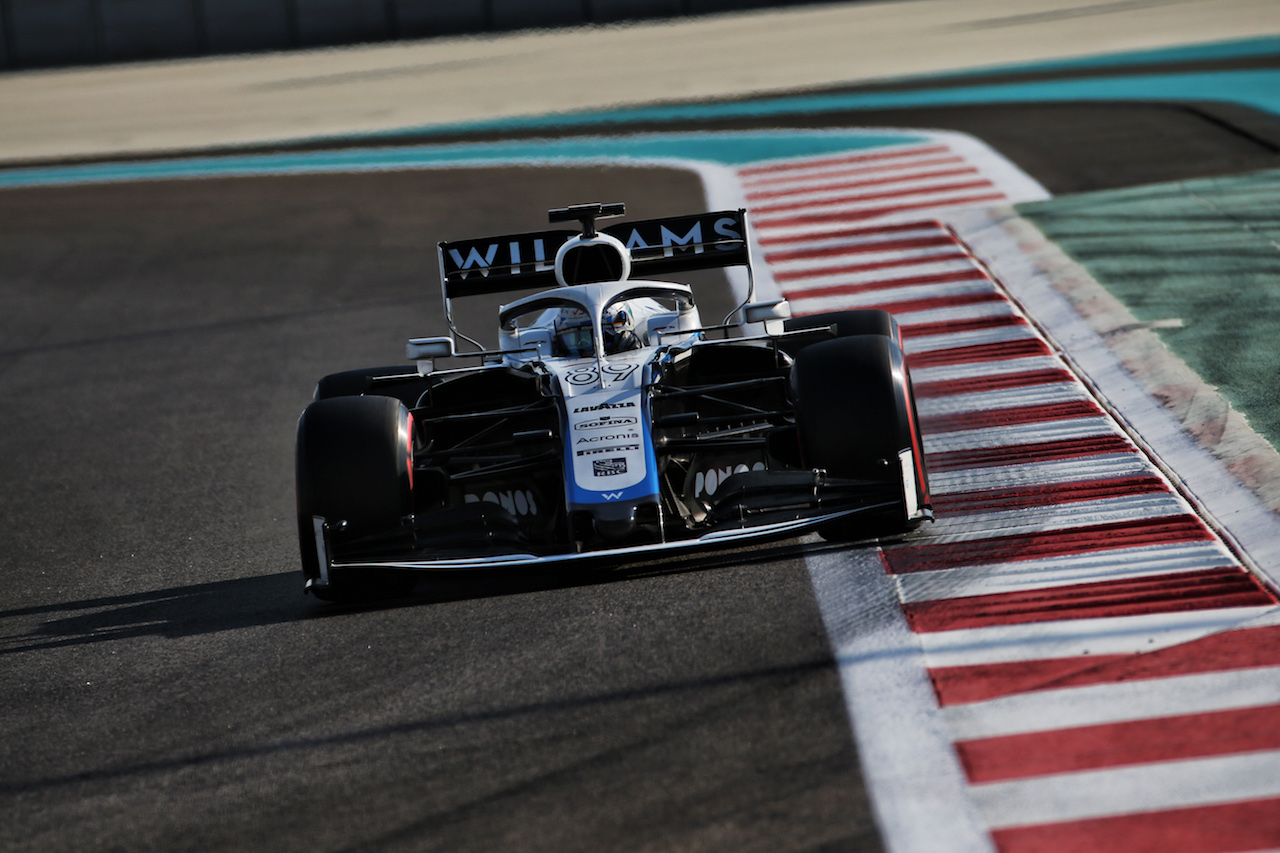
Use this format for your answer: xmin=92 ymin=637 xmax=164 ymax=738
xmin=0 ymin=0 xmax=1277 ymax=164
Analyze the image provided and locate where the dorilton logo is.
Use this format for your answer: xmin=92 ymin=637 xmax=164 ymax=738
xmin=593 ymin=458 xmax=627 ymax=477
xmin=692 ymin=461 xmax=768 ymax=498
xmin=463 ymin=488 xmax=539 ymax=517
xmin=573 ymin=401 xmax=637 ymax=413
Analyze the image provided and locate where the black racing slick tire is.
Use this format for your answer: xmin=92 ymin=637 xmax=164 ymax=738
xmin=295 ymin=395 xmax=417 ymax=602
xmin=313 ymin=366 xmax=431 ymax=409
xmin=791 ymin=335 xmax=930 ymax=535
xmin=784 ymin=309 xmax=899 ymax=343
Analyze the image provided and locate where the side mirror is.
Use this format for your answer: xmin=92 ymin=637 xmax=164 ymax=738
xmin=743 ymin=300 xmax=791 ymax=324
xmin=407 ymin=336 xmax=455 ymax=373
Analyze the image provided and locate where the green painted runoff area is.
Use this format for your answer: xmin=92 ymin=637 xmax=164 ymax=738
xmin=1019 ymin=169 xmax=1280 ymax=450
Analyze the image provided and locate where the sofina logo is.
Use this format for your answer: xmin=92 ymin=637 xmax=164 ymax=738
xmin=575 ymin=416 xmax=638 ymax=430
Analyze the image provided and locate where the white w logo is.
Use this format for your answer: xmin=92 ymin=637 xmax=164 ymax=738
xmin=448 ymin=244 xmax=499 ymax=276
xmin=601 ymin=492 xmax=624 ymax=500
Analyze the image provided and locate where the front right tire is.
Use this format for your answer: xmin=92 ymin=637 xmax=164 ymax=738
xmin=783 ymin=309 xmax=899 ymax=351
xmin=791 ymin=334 xmax=930 ymax=535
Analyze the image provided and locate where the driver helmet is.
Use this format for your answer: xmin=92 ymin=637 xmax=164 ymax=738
xmin=553 ymin=307 xmax=594 ymax=358
xmin=603 ymin=303 xmax=641 ymax=354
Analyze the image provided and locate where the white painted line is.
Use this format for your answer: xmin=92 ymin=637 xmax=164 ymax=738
xmin=917 ymin=606 xmax=1277 ymax=668
xmin=918 ymin=493 xmax=1193 ymax=541
xmin=745 ymin=162 xmax=978 ymax=198
xmin=753 ymin=185 xmax=1004 ymax=218
xmin=741 ymin=152 xmax=968 ymax=189
xmin=778 ymin=256 xmax=980 ymax=289
xmin=807 ymin=278 xmax=1000 ymax=311
xmin=915 ymin=382 xmax=1092 ymax=419
xmin=898 ymin=541 xmax=1240 ymax=604
xmin=892 ymin=302 xmax=1018 ymax=328
xmin=927 ymin=454 xmax=1152 ymax=493
xmin=793 ymin=289 xmax=1003 ymax=318
xmin=972 ymin=749 xmax=1280 ymax=829
xmin=755 ymin=186 xmax=1009 ymax=225
xmin=922 ymin=418 xmax=1122 ymax=454
xmin=759 ymin=225 xmax=949 ymax=251
xmin=910 ymin=355 xmax=1063 ymax=384
xmin=750 ymin=174 xmax=995 ymax=210
xmin=740 ymin=144 xmax=957 ymax=185
xmin=805 ymin=547 xmax=995 ymax=853
xmin=944 ymin=665 xmax=1280 ymax=741
xmin=766 ymin=244 xmax=966 ymax=275
xmin=902 ymin=324 xmax=1041 ymax=354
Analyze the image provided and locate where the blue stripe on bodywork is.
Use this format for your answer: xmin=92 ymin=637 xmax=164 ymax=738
xmin=564 ymin=393 xmax=662 ymax=508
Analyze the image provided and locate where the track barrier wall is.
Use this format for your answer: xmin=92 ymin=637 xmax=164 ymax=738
xmin=0 ymin=0 xmax=845 ymax=71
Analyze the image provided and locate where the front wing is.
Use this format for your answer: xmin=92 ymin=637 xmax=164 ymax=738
xmin=305 ymin=497 xmax=908 ymax=592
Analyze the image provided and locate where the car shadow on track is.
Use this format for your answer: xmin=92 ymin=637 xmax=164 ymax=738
xmin=0 ymin=537 xmax=875 ymax=651
xmin=0 ymin=571 xmax=309 ymax=655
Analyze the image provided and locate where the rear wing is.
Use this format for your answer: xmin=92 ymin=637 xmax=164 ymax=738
xmin=438 ymin=209 xmax=752 ymax=298
xmin=435 ymin=207 xmax=758 ymax=352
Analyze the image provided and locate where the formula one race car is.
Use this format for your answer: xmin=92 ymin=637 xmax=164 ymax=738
xmin=295 ymin=203 xmax=931 ymax=600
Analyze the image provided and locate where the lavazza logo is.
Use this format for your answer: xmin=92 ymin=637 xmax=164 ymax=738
xmin=573 ymin=401 xmax=637 ymax=414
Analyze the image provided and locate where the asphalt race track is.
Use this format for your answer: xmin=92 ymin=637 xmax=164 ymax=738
xmin=0 ymin=165 xmax=886 ymax=851
xmin=3 ymin=38 xmax=1280 ymax=853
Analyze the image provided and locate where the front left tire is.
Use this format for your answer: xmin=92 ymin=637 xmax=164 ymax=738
xmin=295 ymin=395 xmax=418 ymax=602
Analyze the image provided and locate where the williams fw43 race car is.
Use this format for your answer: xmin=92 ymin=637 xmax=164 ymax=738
xmin=295 ymin=202 xmax=932 ymax=600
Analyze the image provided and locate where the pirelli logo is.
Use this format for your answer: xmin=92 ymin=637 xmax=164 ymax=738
xmin=577 ymin=444 xmax=640 ymax=457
